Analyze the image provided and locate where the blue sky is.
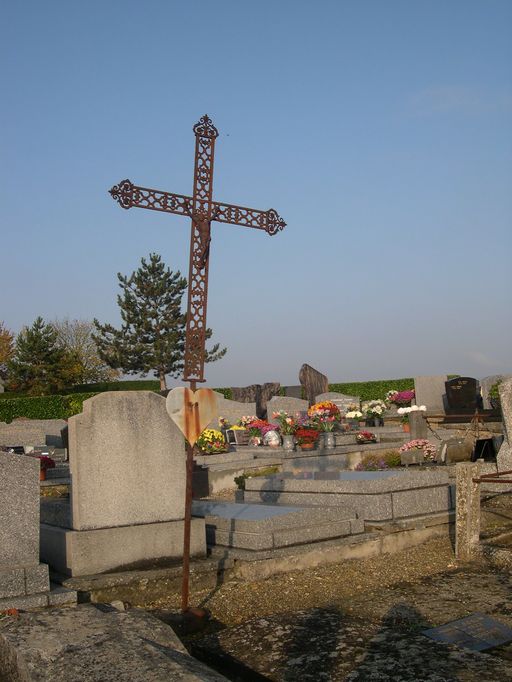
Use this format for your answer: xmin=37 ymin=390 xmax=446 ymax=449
xmin=2 ymin=1 xmax=511 ymax=387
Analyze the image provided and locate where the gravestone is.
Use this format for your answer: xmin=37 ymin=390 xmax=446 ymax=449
xmin=414 ymin=375 xmax=448 ymax=414
xmin=316 ymin=392 xmax=360 ymax=415
xmin=206 ymin=391 xmax=256 ymax=429
xmin=231 ymin=383 xmax=280 ymax=419
xmin=479 ymin=374 xmax=512 ymax=409
xmin=267 ymin=396 xmax=309 ymax=424
xmin=409 ymin=411 xmax=428 ymax=440
xmin=445 ymin=377 xmax=481 ymax=414
xmin=0 ymin=452 xmax=74 ymax=609
xmin=40 ymin=392 xmax=206 ymax=576
xmin=299 ymin=364 xmax=329 ymax=406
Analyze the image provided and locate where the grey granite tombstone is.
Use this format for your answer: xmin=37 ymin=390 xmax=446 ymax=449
xmin=206 ymin=391 xmax=256 ymax=429
xmin=267 ymin=396 xmax=309 ymax=424
xmin=414 ymin=376 xmax=448 ymax=414
xmin=0 ymin=453 xmax=52 ymax=609
xmin=316 ymin=392 xmax=360 ymax=414
xmin=40 ymin=392 xmax=206 ymax=576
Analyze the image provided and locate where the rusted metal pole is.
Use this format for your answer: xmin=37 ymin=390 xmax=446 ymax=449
xmin=181 ymin=380 xmax=197 ymax=612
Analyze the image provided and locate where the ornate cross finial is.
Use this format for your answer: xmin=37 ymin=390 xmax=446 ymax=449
xmin=193 ymin=114 xmax=219 ymax=139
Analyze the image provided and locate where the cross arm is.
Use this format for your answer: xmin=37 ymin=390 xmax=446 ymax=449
xmin=212 ymin=200 xmax=286 ymax=235
xmin=109 ymin=179 xmax=193 ymax=217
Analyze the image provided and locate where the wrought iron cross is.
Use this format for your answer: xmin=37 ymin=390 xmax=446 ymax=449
xmin=109 ymin=114 xmax=286 ymax=385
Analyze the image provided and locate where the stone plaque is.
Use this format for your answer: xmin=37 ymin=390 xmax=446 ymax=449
xmin=445 ymin=377 xmax=479 ymax=411
xmin=423 ymin=612 xmax=512 ymax=651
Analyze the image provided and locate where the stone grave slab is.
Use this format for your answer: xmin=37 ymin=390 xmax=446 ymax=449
xmin=423 ymin=612 xmax=512 ymax=651
xmin=243 ymin=468 xmax=454 ymax=523
xmin=40 ymin=392 xmax=205 ymax=576
xmin=192 ymin=500 xmax=362 ymax=550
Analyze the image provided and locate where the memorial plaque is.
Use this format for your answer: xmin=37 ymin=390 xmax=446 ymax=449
xmin=445 ymin=377 xmax=479 ymax=412
xmin=423 ymin=612 xmax=512 ymax=652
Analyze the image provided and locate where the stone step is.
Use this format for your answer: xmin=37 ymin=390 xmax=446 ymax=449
xmin=192 ymin=500 xmax=362 ymax=551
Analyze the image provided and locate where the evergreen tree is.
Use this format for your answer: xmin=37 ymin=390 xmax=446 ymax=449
xmin=93 ymin=253 xmax=226 ymax=390
xmin=0 ymin=321 xmax=14 ymax=382
xmin=8 ymin=317 xmax=69 ymax=394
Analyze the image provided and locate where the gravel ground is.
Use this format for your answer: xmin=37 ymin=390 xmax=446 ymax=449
xmin=144 ymin=493 xmax=512 ymax=681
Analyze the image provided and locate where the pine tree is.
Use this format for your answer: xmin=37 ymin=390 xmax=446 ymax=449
xmin=0 ymin=321 xmax=14 ymax=382
xmin=8 ymin=317 xmax=69 ymax=394
xmin=93 ymin=253 xmax=226 ymax=390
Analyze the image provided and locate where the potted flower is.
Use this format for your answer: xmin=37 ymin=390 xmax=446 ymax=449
xmin=246 ymin=419 xmax=277 ymax=447
xmin=295 ymin=427 xmax=320 ymax=451
xmin=272 ymin=411 xmax=297 ymax=451
xmin=345 ymin=410 xmax=363 ymax=430
xmin=308 ymin=401 xmax=341 ymax=448
xmin=356 ymin=431 xmax=377 ymax=444
xmin=386 ymin=390 xmax=415 ymax=407
xmin=362 ymin=400 xmax=387 ymax=427
xmin=196 ymin=429 xmax=228 ymax=455
xmin=38 ymin=455 xmax=55 ymax=481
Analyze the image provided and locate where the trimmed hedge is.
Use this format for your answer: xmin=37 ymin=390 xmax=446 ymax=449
xmin=212 ymin=387 xmax=232 ymax=400
xmin=62 ymin=380 xmax=160 ymax=394
xmin=328 ymin=378 xmax=415 ymax=401
xmin=0 ymin=393 xmax=98 ymax=423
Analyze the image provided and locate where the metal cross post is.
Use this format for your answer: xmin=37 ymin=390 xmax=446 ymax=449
xmin=109 ymin=115 xmax=286 ymax=612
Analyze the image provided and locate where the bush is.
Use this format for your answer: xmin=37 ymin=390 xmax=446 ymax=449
xmin=0 ymin=392 xmax=98 ymax=423
xmin=212 ymin=387 xmax=232 ymax=400
xmin=329 ymin=379 xmax=414 ymax=401
xmin=357 ymin=449 xmax=402 ymax=471
xmin=62 ymin=380 xmax=160 ymax=394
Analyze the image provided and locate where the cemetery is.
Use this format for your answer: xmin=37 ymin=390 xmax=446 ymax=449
xmin=1 ymin=370 xmax=512 ymax=679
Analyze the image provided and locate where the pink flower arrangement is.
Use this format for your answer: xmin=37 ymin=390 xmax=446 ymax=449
xmin=399 ymin=439 xmax=437 ymax=461
xmin=271 ymin=411 xmax=297 ymax=435
xmin=388 ymin=390 xmax=415 ymax=406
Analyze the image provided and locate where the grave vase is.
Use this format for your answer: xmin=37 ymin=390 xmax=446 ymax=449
xmin=323 ymin=432 xmax=336 ymax=449
xmin=402 ymin=422 xmax=410 ymax=433
xmin=282 ymin=434 xmax=295 ymax=451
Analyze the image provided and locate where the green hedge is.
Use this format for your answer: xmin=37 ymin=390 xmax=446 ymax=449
xmin=212 ymin=387 xmax=232 ymax=400
xmin=62 ymin=380 xmax=160 ymax=394
xmin=0 ymin=392 xmax=98 ymax=423
xmin=328 ymin=378 xmax=415 ymax=401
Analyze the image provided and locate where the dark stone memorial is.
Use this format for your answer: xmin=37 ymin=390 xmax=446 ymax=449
xmin=445 ymin=377 xmax=482 ymax=414
xmin=231 ymin=382 xmax=280 ymax=419
xmin=299 ymin=364 xmax=329 ymax=406
xmin=423 ymin=612 xmax=512 ymax=652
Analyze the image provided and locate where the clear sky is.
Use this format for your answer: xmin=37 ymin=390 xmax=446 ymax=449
xmin=2 ymin=1 xmax=511 ymax=387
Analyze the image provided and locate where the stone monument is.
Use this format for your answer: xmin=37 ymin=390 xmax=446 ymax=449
xmin=299 ymin=364 xmax=329 ymax=406
xmin=40 ymin=392 xmax=206 ymax=576
xmin=0 ymin=452 xmax=74 ymax=609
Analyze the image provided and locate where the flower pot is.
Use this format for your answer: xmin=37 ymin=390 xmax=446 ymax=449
xmin=300 ymin=442 xmax=316 ymax=451
xmin=402 ymin=423 xmax=410 ymax=433
xmin=248 ymin=436 xmax=262 ymax=447
xmin=39 ymin=469 xmax=46 ymax=482
xmin=282 ymin=434 xmax=295 ymax=451
xmin=322 ymin=432 xmax=336 ymax=449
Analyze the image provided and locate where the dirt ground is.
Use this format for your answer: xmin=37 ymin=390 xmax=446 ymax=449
xmin=143 ymin=492 xmax=512 ymax=681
